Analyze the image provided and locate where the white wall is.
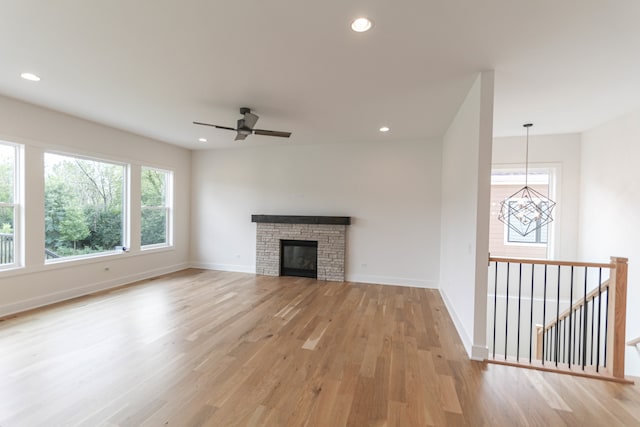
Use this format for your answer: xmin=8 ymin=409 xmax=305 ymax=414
xmin=492 ymin=133 xmax=581 ymax=260
xmin=190 ymin=139 xmax=442 ymax=288
xmin=439 ymin=71 xmax=494 ymax=360
xmin=579 ymin=108 xmax=640 ymax=377
xmin=0 ymin=95 xmax=191 ymax=316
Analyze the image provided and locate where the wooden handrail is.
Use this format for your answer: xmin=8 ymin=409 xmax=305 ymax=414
xmin=489 ymin=256 xmax=614 ymax=269
xmin=628 ymin=337 xmax=640 ymax=346
xmin=541 ymin=279 xmax=610 ymax=333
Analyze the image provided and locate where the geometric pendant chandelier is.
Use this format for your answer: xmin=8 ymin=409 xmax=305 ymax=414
xmin=497 ymin=123 xmax=556 ymax=237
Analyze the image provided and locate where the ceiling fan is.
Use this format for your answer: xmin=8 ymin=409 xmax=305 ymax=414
xmin=194 ymin=107 xmax=292 ymax=141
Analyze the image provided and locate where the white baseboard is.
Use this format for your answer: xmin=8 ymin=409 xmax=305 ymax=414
xmin=188 ymin=264 xmax=436 ymax=289
xmin=439 ymin=287 xmax=474 ymax=358
xmin=346 ymin=274 xmax=437 ymax=289
xmin=189 ymin=262 xmax=256 ymax=274
xmin=0 ymin=262 xmax=189 ymax=318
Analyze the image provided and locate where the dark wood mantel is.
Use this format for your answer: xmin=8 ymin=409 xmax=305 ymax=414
xmin=251 ymin=214 xmax=351 ymax=225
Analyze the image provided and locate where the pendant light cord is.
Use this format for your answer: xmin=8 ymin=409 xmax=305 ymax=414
xmin=524 ymin=123 xmax=532 ymax=188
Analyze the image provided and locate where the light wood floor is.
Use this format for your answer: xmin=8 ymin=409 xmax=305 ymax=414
xmin=1 ymin=270 xmax=639 ymax=427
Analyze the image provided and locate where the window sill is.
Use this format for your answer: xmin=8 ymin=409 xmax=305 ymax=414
xmin=504 ymin=242 xmax=548 ymax=248
xmin=141 ymin=243 xmax=172 ymax=252
xmin=0 ymin=264 xmax=25 ymax=276
xmin=0 ymin=246 xmax=175 ymax=278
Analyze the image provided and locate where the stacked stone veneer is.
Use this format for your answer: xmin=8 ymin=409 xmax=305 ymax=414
xmin=255 ymin=223 xmax=346 ymax=281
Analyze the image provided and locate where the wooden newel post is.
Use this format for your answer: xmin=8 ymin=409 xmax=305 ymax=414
xmin=535 ymin=325 xmax=543 ymax=360
xmin=607 ymin=256 xmax=628 ymax=379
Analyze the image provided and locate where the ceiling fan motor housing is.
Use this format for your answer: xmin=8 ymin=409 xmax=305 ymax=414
xmin=237 ymin=119 xmax=252 ymax=135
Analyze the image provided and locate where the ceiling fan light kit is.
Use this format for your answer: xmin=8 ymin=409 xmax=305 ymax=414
xmin=194 ymin=107 xmax=292 ymax=142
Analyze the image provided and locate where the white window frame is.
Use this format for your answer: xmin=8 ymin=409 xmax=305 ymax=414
xmin=0 ymin=141 xmax=22 ymax=270
xmin=44 ymin=151 xmax=129 ymax=263
xmin=140 ymin=166 xmax=173 ymax=250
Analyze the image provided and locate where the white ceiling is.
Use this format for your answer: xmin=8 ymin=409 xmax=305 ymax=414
xmin=1 ymin=1 xmax=639 ymax=150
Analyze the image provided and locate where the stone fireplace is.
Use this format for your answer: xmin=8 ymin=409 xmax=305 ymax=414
xmin=252 ymin=215 xmax=351 ymax=281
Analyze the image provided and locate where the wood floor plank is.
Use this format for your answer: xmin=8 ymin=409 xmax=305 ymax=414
xmin=0 ymin=269 xmax=638 ymax=427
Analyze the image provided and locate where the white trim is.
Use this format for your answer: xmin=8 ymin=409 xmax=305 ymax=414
xmin=44 ymin=250 xmax=129 ymax=266
xmin=0 ymin=262 xmax=189 ymax=317
xmin=471 ymin=345 xmax=489 ymax=361
xmin=439 ymin=287 xmax=474 ymax=357
xmin=504 ymin=242 xmax=548 ymax=248
xmin=140 ymin=242 xmax=171 ymax=251
xmin=0 ymin=141 xmax=22 ymax=270
xmin=0 ymin=246 xmax=177 ymax=278
xmin=189 ymin=262 xmax=256 ymax=274
xmin=187 ymin=264 xmax=437 ymax=289
xmin=346 ymin=274 xmax=437 ymax=289
xmin=491 ymin=173 xmax=549 ymax=185
xmin=0 ymin=131 xmax=177 ymax=171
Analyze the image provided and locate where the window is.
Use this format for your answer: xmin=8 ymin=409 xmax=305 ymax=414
xmin=0 ymin=142 xmax=20 ymax=268
xmin=44 ymin=153 xmax=126 ymax=260
xmin=489 ymin=168 xmax=554 ymax=259
xmin=141 ymin=167 xmax=172 ymax=248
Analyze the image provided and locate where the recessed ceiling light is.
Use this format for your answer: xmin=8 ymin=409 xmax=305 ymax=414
xmin=351 ymin=17 xmax=372 ymax=32
xmin=20 ymin=72 xmax=41 ymax=82
xmin=379 ymin=126 xmax=390 ymax=132
xmin=198 ymin=138 xmax=207 ymax=142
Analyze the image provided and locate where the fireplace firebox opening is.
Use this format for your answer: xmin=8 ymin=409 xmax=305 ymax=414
xmin=280 ymin=240 xmax=318 ymax=279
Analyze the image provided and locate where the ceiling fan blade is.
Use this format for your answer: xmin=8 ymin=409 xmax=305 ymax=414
xmin=234 ymin=132 xmax=249 ymax=141
xmin=253 ymin=129 xmax=292 ymax=138
xmin=193 ymin=121 xmax=236 ymax=131
xmin=243 ymin=112 xmax=259 ymax=130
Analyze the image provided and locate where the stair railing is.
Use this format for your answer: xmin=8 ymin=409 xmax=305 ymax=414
xmin=487 ymin=256 xmax=630 ymax=382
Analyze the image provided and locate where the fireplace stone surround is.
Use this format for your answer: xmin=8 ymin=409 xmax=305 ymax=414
xmin=252 ymin=215 xmax=351 ymax=281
